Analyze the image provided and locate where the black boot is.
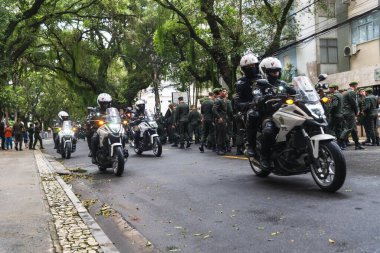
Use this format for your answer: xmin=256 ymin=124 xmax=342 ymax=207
xmin=179 ymin=143 xmax=185 ymax=149
xmin=186 ymin=141 xmax=192 ymax=148
xmin=235 ymin=146 xmax=243 ymax=155
xmin=199 ymin=144 xmax=204 ymax=153
xmin=260 ymin=155 xmax=270 ymax=169
xmin=355 ymin=143 xmax=365 ymax=150
xmin=246 ymin=145 xmax=256 ymax=157
xmin=337 ymin=139 xmax=346 ymax=150
xmin=376 ymin=137 xmax=380 ymax=146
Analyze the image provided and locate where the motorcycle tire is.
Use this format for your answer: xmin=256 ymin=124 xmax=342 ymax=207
xmin=249 ymin=156 xmax=271 ymax=177
xmin=65 ymin=143 xmax=71 ymax=159
xmin=152 ymin=137 xmax=162 ymax=157
xmin=310 ymin=141 xmax=346 ymax=192
xmin=113 ymin=146 xmax=125 ymax=177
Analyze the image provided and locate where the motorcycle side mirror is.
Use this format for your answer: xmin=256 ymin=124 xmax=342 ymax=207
xmin=318 ymin=74 xmax=328 ymax=82
xmin=256 ymin=79 xmax=271 ymax=89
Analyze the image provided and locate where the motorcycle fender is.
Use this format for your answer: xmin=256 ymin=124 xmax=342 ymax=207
xmin=150 ymin=134 xmax=159 ymax=144
xmin=110 ymin=143 xmax=122 ymax=157
xmin=310 ymin=134 xmax=335 ymax=158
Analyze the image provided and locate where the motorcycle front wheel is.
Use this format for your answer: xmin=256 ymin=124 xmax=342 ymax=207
xmin=113 ymin=146 xmax=125 ymax=176
xmin=65 ymin=143 xmax=72 ymax=159
xmin=311 ymin=141 xmax=346 ymax=192
xmin=152 ymin=137 xmax=162 ymax=157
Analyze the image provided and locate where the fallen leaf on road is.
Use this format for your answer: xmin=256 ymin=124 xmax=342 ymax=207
xmin=271 ymin=231 xmax=280 ymax=236
xmin=328 ymin=239 xmax=335 ymax=244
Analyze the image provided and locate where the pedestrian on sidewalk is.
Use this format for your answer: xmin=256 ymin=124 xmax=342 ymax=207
xmin=22 ymin=124 xmax=28 ymax=149
xmin=4 ymin=123 xmax=13 ymax=150
xmin=27 ymin=123 xmax=34 ymax=150
xmin=13 ymin=119 xmax=24 ymax=151
xmin=33 ymin=122 xmax=44 ymax=149
xmin=0 ymin=121 xmax=5 ymax=150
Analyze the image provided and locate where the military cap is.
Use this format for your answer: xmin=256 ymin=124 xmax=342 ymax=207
xmin=358 ymin=88 xmax=365 ymax=92
xmin=349 ymin=81 xmax=358 ymax=86
xmin=329 ymin=84 xmax=338 ymax=89
xmin=212 ymin=88 xmax=221 ymax=94
xmin=364 ymin=87 xmax=373 ymax=93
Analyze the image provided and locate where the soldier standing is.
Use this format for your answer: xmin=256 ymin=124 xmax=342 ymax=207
xmin=199 ymin=93 xmax=216 ymax=153
xmin=222 ymin=88 xmax=233 ymax=153
xmin=212 ymin=88 xmax=228 ymax=155
xmin=339 ymin=81 xmax=364 ymax=150
xmin=328 ymin=84 xmax=344 ymax=149
xmin=188 ymin=105 xmax=201 ymax=144
xmin=174 ymin=97 xmax=191 ymax=149
xmin=363 ymin=87 xmax=379 ymax=146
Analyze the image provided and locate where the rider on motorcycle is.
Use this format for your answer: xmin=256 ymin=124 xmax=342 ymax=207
xmin=90 ymin=93 xmax=112 ymax=163
xmin=257 ymin=57 xmax=296 ymax=169
xmin=54 ymin=111 xmax=69 ymax=149
xmin=233 ymin=53 xmax=261 ymax=157
xmin=130 ymin=100 xmax=148 ymax=147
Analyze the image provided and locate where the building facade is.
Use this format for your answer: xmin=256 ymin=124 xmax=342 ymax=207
xmin=278 ymin=0 xmax=380 ymax=94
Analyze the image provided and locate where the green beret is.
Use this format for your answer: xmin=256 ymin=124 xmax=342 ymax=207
xmin=212 ymin=88 xmax=221 ymax=94
xmin=349 ymin=81 xmax=358 ymax=86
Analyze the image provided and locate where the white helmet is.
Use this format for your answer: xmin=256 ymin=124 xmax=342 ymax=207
xmin=259 ymin=57 xmax=282 ymax=79
xmin=135 ymin=99 xmax=145 ymax=112
xmin=240 ymin=53 xmax=259 ymax=67
xmin=58 ymin=111 xmax=69 ymax=121
xmin=97 ymin=93 xmax=112 ymax=111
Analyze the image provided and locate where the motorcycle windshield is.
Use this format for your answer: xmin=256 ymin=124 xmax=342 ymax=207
xmin=105 ymin=107 xmax=122 ymax=124
xmin=292 ymin=76 xmax=320 ymax=103
xmin=61 ymin=121 xmax=73 ymax=131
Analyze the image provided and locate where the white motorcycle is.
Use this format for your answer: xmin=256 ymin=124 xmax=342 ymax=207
xmin=249 ymin=76 xmax=346 ymax=192
xmin=95 ymin=107 xmax=128 ymax=176
xmin=57 ymin=120 xmax=76 ymax=159
xmin=128 ymin=112 xmax=162 ymax=157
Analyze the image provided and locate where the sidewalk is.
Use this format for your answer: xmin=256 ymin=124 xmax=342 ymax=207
xmin=0 ymin=148 xmax=119 ymax=253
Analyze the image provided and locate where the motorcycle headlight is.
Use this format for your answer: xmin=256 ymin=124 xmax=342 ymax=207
xmin=149 ymin=121 xmax=158 ymax=128
xmin=109 ymin=123 xmax=121 ymax=134
xmin=306 ymin=103 xmax=325 ymax=118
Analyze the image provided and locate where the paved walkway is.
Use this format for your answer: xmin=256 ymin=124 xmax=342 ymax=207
xmin=0 ymin=147 xmax=119 ymax=253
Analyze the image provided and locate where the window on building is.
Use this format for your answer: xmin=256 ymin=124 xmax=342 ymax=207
xmin=318 ymin=1 xmax=336 ymax=18
xmin=352 ymin=11 xmax=380 ymax=44
xmin=320 ymin=38 xmax=338 ymax=64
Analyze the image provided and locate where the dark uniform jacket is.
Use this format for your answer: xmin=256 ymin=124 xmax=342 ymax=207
xmin=175 ymin=102 xmax=189 ymax=123
xmin=364 ymin=95 xmax=378 ymax=117
xmin=212 ymin=97 xmax=227 ymax=119
xmin=342 ymin=88 xmax=359 ymax=115
xmin=330 ymin=91 xmax=343 ymax=118
xmin=234 ymin=77 xmax=254 ymax=112
xmin=201 ymin=99 xmax=214 ymax=121
xmin=188 ymin=110 xmax=201 ymax=125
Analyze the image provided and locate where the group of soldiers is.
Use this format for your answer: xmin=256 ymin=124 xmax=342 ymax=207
xmin=323 ymin=81 xmax=380 ymax=149
xmin=158 ymin=90 xmax=233 ymax=155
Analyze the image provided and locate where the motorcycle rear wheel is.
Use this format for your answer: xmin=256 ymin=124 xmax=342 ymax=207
xmin=113 ymin=147 xmax=125 ymax=177
xmin=311 ymin=141 xmax=346 ymax=192
xmin=152 ymin=137 xmax=162 ymax=157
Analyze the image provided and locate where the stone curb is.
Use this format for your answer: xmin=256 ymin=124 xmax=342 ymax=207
xmin=34 ymin=149 xmax=120 ymax=253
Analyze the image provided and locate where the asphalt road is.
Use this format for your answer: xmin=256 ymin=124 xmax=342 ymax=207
xmin=44 ymin=138 xmax=380 ymax=253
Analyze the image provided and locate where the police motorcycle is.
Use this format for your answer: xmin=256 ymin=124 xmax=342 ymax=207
xmin=248 ymin=76 xmax=346 ymax=192
xmin=94 ymin=107 xmax=128 ymax=176
xmin=128 ymin=110 xmax=162 ymax=157
xmin=57 ymin=120 xmax=77 ymax=159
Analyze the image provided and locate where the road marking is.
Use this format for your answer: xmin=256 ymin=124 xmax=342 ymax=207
xmin=223 ymin=155 xmax=248 ymax=160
